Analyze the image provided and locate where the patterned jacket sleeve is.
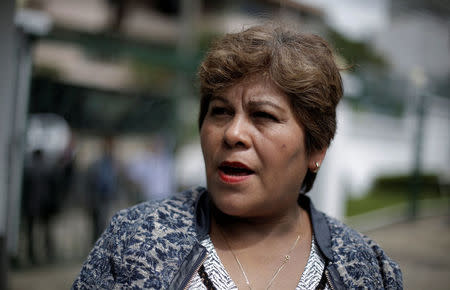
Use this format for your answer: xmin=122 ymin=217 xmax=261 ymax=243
xmin=363 ymin=236 xmax=403 ymax=289
xmin=72 ymin=211 xmax=125 ymax=289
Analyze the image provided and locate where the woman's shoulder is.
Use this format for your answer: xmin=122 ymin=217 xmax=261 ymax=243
xmin=108 ymin=186 xmax=206 ymax=236
xmin=323 ymin=214 xmax=403 ymax=289
xmin=72 ymin=187 xmax=207 ymax=289
xmin=324 ymin=215 xmax=368 ymax=247
xmin=323 ymin=214 xmax=391 ymax=258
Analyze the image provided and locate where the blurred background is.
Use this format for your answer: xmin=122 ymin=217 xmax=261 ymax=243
xmin=0 ymin=0 xmax=448 ymax=289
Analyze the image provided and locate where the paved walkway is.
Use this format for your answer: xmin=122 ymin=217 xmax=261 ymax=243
xmin=367 ymin=215 xmax=450 ymax=290
xmin=7 ymin=214 xmax=450 ymax=289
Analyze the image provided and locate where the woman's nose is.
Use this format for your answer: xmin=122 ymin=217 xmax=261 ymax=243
xmin=223 ymin=116 xmax=251 ymax=148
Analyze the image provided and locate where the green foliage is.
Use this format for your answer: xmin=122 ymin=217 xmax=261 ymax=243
xmin=346 ymin=173 xmax=442 ymax=216
xmin=197 ymin=30 xmax=222 ymax=54
xmin=372 ymin=173 xmax=441 ymax=195
xmin=346 ymin=189 xmax=407 ymax=217
xmin=130 ymin=61 xmax=177 ymax=92
xmin=327 ymin=29 xmax=388 ymax=71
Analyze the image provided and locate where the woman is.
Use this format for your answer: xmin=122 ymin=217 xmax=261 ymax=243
xmin=73 ymin=25 xmax=402 ymax=289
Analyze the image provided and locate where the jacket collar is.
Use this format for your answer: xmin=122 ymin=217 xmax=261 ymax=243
xmin=194 ymin=187 xmax=333 ymax=261
xmin=194 ymin=187 xmax=211 ymax=240
xmin=297 ymin=194 xmax=333 ymax=260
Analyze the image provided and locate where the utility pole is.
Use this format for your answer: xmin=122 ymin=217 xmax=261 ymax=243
xmin=408 ymin=67 xmax=428 ymax=220
xmin=409 ymin=93 xmax=425 ymax=220
xmin=0 ymin=4 xmax=51 ymax=287
xmin=8 ymin=7 xmax=52 ymax=258
xmin=0 ymin=1 xmax=18 ymax=288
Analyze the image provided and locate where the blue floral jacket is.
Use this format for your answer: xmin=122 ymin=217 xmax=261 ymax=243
xmin=72 ymin=187 xmax=403 ymax=289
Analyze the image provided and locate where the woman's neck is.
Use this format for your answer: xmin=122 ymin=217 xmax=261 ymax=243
xmin=210 ymin=203 xmax=307 ymax=248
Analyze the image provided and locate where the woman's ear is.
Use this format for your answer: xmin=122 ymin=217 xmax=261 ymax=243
xmin=308 ymin=148 xmax=327 ymax=173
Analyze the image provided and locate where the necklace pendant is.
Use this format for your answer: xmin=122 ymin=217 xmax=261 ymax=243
xmin=285 ymin=255 xmax=290 ymax=261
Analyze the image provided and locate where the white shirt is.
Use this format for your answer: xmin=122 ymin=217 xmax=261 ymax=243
xmin=188 ymin=235 xmax=328 ymax=289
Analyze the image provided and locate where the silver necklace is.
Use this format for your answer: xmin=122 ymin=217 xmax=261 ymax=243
xmin=218 ymin=227 xmax=301 ymax=290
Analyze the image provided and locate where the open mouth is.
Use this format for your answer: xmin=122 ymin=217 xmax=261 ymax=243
xmin=218 ymin=161 xmax=254 ymax=182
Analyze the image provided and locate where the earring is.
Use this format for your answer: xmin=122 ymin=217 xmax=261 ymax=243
xmin=313 ymin=161 xmax=320 ymax=173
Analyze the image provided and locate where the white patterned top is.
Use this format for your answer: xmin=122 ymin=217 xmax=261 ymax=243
xmin=188 ymin=235 xmax=328 ymax=289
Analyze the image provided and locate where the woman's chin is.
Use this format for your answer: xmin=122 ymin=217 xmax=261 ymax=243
xmin=211 ymin=195 xmax=257 ymax=218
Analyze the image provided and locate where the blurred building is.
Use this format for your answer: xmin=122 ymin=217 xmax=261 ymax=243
xmin=19 ymin=0 xmax=450 ymax=216
xmin=23 ymin=0 xmax=328 ymax=174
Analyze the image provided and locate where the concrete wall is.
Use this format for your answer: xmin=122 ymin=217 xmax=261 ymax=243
xmin=310 ymin=96 xmax=450 ymax=218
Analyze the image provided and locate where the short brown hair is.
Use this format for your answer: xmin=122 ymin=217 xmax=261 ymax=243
xmin=198 ymin=24 xmax=343 ymax=193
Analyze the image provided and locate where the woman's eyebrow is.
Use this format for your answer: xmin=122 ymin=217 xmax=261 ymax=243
xmin=247 ymin=100 xmax=287 ymax=113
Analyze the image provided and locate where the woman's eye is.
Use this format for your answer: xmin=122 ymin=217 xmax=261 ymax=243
xmin=210 ymin=106 xmax=229 ymax=116
xmin=253 ymin=111 xmax=278 ymax=122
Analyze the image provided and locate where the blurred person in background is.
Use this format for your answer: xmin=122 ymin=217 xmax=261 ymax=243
xmin=73 ymin=24 xmax=402 ymax=289
xmin=50 ymin=135 xmax=76 ymax=219
xmin=86 ymin=136 xmax=119 ymax=244
xmin=22 ymin=149 xmax=53 ymax=264
xmin=21 ymin=124 xmax=76 ymax=265
xmin=125 ymin=135 xmax=175 ymax=202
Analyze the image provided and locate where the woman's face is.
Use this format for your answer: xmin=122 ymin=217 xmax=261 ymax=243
xmin=200 ymin=77 xmax=324 ymax=218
